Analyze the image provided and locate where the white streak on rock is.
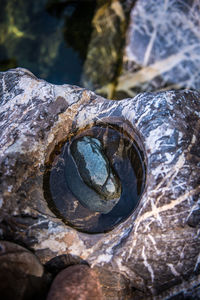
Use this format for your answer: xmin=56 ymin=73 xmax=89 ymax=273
xmin=92 ymin=253 xmax=113 ymax=267
xmin=148 ymin=234 xmax=161 ymax=255
xmin=167 ymin=264 xmax=180 ymax=276
xmin=135 ymin=187 xmax=200 ymax=231
xmin=194 ymin=253 xmax=200 ymax=271
xmin=7 ymin=185 xmax=13 ymax=192
xmin=142 ymin=246 xmax=155 ymax=282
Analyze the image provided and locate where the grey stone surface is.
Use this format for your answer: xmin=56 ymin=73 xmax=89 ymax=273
xmin=116 ymin=0 xmax=200 ymax=97
xmin=0 ymin=68 xmax=200 ymax=299
xmin=67 ymin=136 xmax=121 ymax=213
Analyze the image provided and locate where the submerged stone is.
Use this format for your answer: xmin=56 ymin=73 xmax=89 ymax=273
xmin=71 ymin=137 xmax=121 ymax=198
xmin=65 ymin=136 xmax=121 ymax=213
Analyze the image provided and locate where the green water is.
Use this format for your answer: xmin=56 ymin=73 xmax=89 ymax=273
xmin=0 ymin=0 xmax=96 ymax=85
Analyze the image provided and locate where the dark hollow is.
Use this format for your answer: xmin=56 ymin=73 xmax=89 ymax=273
xmin=43 ymin=124 xmax=146 ymax=233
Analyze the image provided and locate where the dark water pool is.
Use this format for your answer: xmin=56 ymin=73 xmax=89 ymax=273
xmin=44 ymin=124 xmax=146 ymax=233
xmin=0 ymin=0 xmax=96 ymax=85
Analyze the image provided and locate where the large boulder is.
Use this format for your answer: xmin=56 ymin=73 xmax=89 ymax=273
xmin=82 ymin=0 xmax=200 ymax=99
xmin=0 ymin=68 xmax=200 ymax=299
xmin=116 ymin=0 xmax=200 ymax=97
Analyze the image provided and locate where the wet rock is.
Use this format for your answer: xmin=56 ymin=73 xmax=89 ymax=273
xmin=116 ymin=0 xmax=200 ymax=97
xmin=49 ymin=125 xmax=143 ymax=233
xmin=0 ymin=68 xmax=200 ymax=299
xmin=0 ymin=241 xmax=48 ymax=300
xmin=47 ymin=264 xmax=103 ymax=300
xmin=66 ymin=136 xmax=121 ymax=213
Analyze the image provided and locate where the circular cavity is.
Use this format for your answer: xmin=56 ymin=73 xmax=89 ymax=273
xmin=43 ymin=123 xmax=146 ymax=233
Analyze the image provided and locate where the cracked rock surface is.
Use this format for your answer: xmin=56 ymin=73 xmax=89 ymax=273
xmin=116 ymin=0 xmax=200 ymax=98
xmin=0 ymin=68 xmax=200 ymax=299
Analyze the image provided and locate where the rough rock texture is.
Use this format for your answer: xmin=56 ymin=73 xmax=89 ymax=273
xmin=49 ymin=123 xmax=143 ymax=233
xmin=0 ymin=68 xmax=200 ymax=299
xmin=0 ymin=241 xmax=49 ymax=300
xmin=47 ymin=264 xmax=103 ymax=300
xmin=116 ymin=0 xmax=200 ymax=97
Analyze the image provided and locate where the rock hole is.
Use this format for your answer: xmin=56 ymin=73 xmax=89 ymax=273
xmin=43 ymin=123 xmax=146 ymax=233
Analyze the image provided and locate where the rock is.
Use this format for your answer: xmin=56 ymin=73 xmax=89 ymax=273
xmin=81 ymin=0 xmax=134 ymax=98
xmin=0 ymin=241 xmax=49 ymax=300
xmin=66 ymin=136 xmax=121 ymax=213
xmin=115 ymin=0 xmax=200 ymax=97
xmin=49 ymin=125 xmax=142 ymax=233
xmin=45 ymin=254 xmax=88 ymax=276
xmin=0 ymin=68 xmax=200 ymax=299
xmin=47 ymin=264 xmax=103 ymax=300
xmin=82 ymin=0 xmax=200 ymax=98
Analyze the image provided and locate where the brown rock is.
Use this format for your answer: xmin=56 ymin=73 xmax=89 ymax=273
xmin=47 ymin=264 xmax=103 ymax=300
xmin=0 ymin=241 xmax=48 ymax=300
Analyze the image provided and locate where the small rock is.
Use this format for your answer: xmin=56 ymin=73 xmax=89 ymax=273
xmin=47 ymin=264 xmax=103 ymax=300
xmin=72 ymin=136 xmax=121 ymax=198
xmin=0 ymin=241 xmax=48 ymax=300
xmin=45 ymin=254 xmax=88 ymax=275
xmin=65 ymin=136 xmax=121 ymax=213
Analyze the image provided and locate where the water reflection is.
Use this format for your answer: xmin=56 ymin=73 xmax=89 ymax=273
xmin=44 ymin=124 xmax=146 ymax=233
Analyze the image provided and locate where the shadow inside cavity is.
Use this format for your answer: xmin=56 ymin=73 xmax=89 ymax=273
xmin=44 ymin=124 xmax=146 ymax=233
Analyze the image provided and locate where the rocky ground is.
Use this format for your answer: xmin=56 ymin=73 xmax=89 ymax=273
xmin=0 ymin=68 xmax=199 ymax=299
xmin=0 ymin=0 xmax=200 ymax=299
xmin=82 ymin=0 xmax=200 ymax=99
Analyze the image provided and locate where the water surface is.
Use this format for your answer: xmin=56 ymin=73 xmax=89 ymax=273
xmin=0 ymin=0 xmax=96 ymax=85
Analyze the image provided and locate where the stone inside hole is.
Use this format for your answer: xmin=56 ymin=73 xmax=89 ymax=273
xmin=65 ymin=136 xmax=121 ymax=214
xmin=44 ymin=124 xmax=146 ymax=233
